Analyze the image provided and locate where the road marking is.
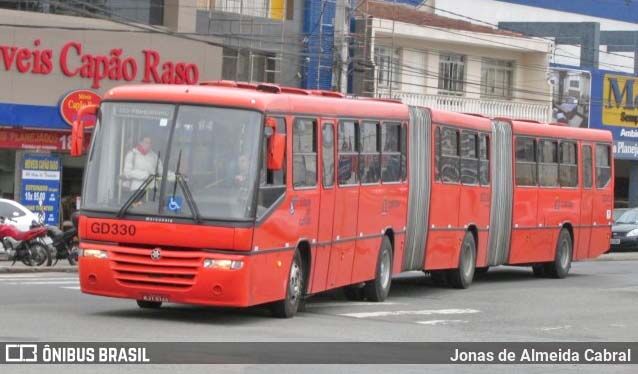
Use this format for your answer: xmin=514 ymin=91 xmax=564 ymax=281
xmin=417 ymin=320 xmax=469 ymax=326
xmin=540 ymin=325 xmax=571 ymax=331
xmin=6 ymin=281 xmax=79 ymax=285
xmin=306 ymin=301 xmax=403 ymax=308
xmin=0 ymin=277 xmax=78 ymax=282
xmin=339 ymin=309 xmax=480 ymax=319
xmin=61 ymin=286 xmax=81 ymax=290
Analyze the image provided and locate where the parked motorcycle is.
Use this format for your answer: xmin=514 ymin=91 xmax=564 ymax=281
xmin=45 ymin=224 xmax=79 ymax=266
xmin=0 ymin=216 xmax=51 ymax=266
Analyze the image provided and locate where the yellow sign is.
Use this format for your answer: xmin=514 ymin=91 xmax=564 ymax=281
xmin=603 ymin=74 xmax=638 ymax=127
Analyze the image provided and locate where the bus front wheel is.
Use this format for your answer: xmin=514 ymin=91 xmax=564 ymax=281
xmin=271 ymin=250 xmax=305 ymax=318
xmin=447 ymin=232 xmax=476 ymax=289
xmin=363 ymin=236 xmax=393 ymax=302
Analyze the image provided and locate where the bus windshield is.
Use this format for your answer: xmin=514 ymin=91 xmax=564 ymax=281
xmin=82 ymin=102 xmax=262 ymax=221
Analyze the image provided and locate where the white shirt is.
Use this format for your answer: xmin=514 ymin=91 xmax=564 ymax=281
xmin=122 ymin=148 xmax=163 ymax=190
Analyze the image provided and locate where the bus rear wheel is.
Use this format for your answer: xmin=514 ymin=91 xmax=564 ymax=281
xmin=271 ymin=250 xmax=304 ymax=318
xmin=363 ymin=236 xmax=393 ymax=302
xmin=447 ymin=232 xmax=476 ymax=289
xmin=545 ymin=229 xmax=572 ymax=279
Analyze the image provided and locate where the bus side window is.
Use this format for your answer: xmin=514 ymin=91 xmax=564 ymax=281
xmin=479 ymin=133 xmax=490 ymax=185
xmin=515 ymin=137 xmax=537 ymax=186
xmin=438 ymin=126 xmax=460 ymax=183
xmin=381 ymin=122 xmax=401 ymax=183
xmin=559 ymin=141 xmax=578 ymax=187
xmin=322 ymin=123 xmax=335 ymax=188
xmin=460 ymin=130 xmax=478 ymax=185
xmin=338 ymin=120 xmax=359 ymax=185
xmin=360 ymin=121 xmax=381 ymax=184
xmin=401 ymin=123 xmax=407 ymax=181
xmin=293 ymin=118 xmax=317 ymax=188
xmin=595 ymin=144 xmax=611 ymax=188
xmin=538 ymin=139 xmax=558 ymax=187
xmin=257 ymin=117 xmax=287 ymax=218
xmin=582 ymin=145 xmax=593 ymax=189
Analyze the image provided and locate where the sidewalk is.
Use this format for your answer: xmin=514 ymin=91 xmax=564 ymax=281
xmin=0 ymin=253 xmax=78 ymax=273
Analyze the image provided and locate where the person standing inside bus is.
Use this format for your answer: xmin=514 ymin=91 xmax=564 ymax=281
xmin=121 ymin=136 xmax=163 ymax=197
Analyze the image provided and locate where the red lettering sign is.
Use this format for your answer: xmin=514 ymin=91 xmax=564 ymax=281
xmin=0 ymin=128 xmax=90 ymax=151
xmin=0 ymin=40 xmax=201 ymax=88
xmin=59 ymin=90 xmax=101 ymax=127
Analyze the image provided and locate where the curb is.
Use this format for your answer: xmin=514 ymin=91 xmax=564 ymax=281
xmin=0 ymin=266 xmax=78 ymax=274
xmin=591 ymin=252 xmax=638 ymax=262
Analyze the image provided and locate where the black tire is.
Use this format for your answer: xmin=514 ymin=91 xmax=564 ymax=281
xmin=23 ymin=243 xmax=50 ymax=267
xmin=532 ymin=264 xmax=545 ymax=277
xmin=271 ymin=250 xmax=305 ymax=318
xmin=544 ymin=229 xmax=572 ymax=279
xmin=136 ymin=300 xmax=162 ymax=309
xmin=343 ymin=285 xmax=365 ymax=301
xmin=363 ymin=236 xmax=393 ymax=302
xmin=447 ymin=232 xmax=476 ymax=289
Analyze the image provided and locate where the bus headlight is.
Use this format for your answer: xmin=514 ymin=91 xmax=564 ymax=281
xmin=82 ymin=249 xmax=108 ymax=259
xmin=203 ymin=258 xmax=243 ymax=270
xmin=626 ymin=229 xmax=638 ymax=237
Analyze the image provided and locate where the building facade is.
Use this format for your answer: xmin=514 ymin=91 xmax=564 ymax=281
xmin=433 ymin=0 xmax=638 ymax=207
xmin=350 ymin=0 xmax=553 ymax=123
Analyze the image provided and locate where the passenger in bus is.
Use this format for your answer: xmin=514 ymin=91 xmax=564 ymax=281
xmin=121 ymin=136 xmax=163 ymax=196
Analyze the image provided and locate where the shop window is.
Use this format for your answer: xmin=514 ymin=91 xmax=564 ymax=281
xmin=515 ymin=137 xmax=537 ymax=186
xmin=460 ymin=131 xmax=479 ymax=185
xmin=292 ymin=118 xmax=317 ymax=188
xmin=582 ymin=145 xmax=593 ymax=189
xmin=381 ymin=122 xmax=401 ymax=183
xmin=338 ymin=120 xmax=359 ymax=185
xmin=559 ymin=141 xmax=578 ymax=187
xmin=596 ymin=144 xmax=611 ymax=189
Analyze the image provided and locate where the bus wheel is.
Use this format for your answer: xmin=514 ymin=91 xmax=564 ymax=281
xmin=364 ymin=236 xmax=393 ymax=302
xmin=271 ymin=250 xmax=304 ymax=318
xmin=136 ymin=300 xmax=162 ymax=309
xmin=545 ymin=229 xmax=573 ymax=279
xmin=447 ymin=232 xmax=476 ymax=289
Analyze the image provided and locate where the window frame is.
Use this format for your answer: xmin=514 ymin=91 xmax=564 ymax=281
xmin=292 ymin=117 xmax=318 ymax=190
xmin=538 ymin=138 xmax=559 ymax=188
xmin=595 ymin=143 xmax=612 ymax=189
xmin=359 ymin=121 xmax=382 ymax=185
xmin=321 ymin=122 xmax=336 ymax=189
xmin=438 ymin=53 xmax=466 ymax=95
xmin=480 ymin=58 xmax=514 ymax=100
xmin=374 ymin=46 xmax=401 ymax=90
xmin=582 ymin=144 xmax=593 ymax=190
xmin=460 ymin=130 xmax=479 ymax=186
xmin=515 ymin=136 xmax=538 ymax=187
xmin=337 ymin=119 xmax=360 ymax=187
xmin=380 ymin=121 xmax=403 ymax=184
xmin=558 ymin=140 xmax=578 ymax=189
xmin=479 ymin=132 xmax=490 ymax=186
xmin=435 ymin=124 xmax=461 ymax=184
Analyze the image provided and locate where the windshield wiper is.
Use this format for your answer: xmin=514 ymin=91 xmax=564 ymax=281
xmin=117 ymin=151 xmax=161 ymax=218
xmin=170 ymin=149 xmax=202 ymax=224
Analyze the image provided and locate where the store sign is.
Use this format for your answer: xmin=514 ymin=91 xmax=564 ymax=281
xmin=59 ymin=90 xmax=101 ymax=126
xmin=0 ymin=39 xmax=200 ymax=89
xmin=20 ymin=153 xmax=61 ymax=226
xmin=0 ymin=128 xmax=84 ymax=151
xmin=603 ymin=74 xmax=638 ymax=127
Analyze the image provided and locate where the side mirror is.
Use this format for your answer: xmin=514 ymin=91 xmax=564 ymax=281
xmin=71 ymin=104 xmax=98 ymax=156
xmin=267 ymin=133 xmax=286 ymax=170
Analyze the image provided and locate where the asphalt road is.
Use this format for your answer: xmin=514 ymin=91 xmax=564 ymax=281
xmin=0 ymin=256 xmax=636 ymax=373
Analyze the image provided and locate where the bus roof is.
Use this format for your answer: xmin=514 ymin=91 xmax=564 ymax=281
xmin=102 ymin=83 xmax=409 ymax=121
xmin=503 ymin=118 xmax=613 ymax=143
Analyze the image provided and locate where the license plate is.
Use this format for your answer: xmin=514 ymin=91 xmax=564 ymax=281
xmin=141 ymin=294 xmax=169 ymax=303
xmin=610 ymin=238 xmax=621 ymax=245
xmin=42 ymin=237 xmax=53 ymax=245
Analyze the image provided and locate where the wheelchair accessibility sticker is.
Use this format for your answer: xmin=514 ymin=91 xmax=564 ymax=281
xmin=166 ymin=196 xmax=183 ymax=212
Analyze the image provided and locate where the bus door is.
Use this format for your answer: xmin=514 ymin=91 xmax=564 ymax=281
xmin=310 ymin=120 xmax=337 ymax=293
xmin=326 ymin=120 xmax=360 ymax=289
xmin=576 ymin=143 xmax=594 ymax=260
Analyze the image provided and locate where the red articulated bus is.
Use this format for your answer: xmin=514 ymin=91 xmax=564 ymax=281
xmin=72 ymin=81 xmax=613 ymax=318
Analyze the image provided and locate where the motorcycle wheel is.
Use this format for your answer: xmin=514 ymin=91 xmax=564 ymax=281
xmin=26 ymin=243 xmax=51 ymax=267
xmin=67 ymin=245 xmax=79 ymax=266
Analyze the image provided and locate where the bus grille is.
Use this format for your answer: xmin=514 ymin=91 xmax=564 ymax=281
xmin=109 ymin=247 xmax=202 ymax=289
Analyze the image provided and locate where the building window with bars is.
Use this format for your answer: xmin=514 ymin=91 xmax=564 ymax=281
xmin=374 ymin=46 xmax=400 ymax=90
xmin=481 ymin=58 xmax=514 ymax=100
xmin=438 ymin=53 xmax=465 ymax=95
xmin=222 ymin=48 xmax=278 ymax=83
